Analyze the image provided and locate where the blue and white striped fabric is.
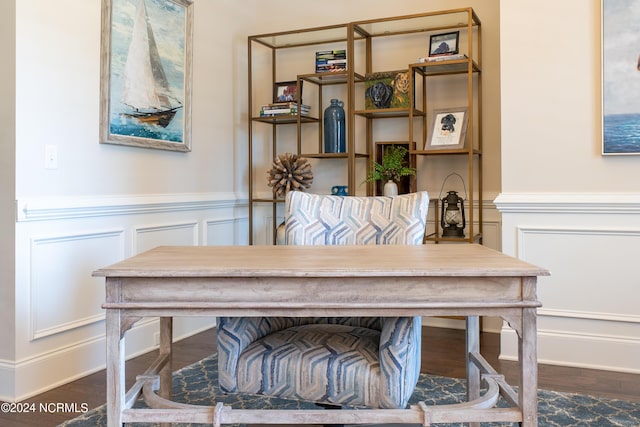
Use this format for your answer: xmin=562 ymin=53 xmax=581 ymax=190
xmin=284 ymin=191 xmax=429 ymax=245
xmin=217 ymin=191 xmax=429 ymax=409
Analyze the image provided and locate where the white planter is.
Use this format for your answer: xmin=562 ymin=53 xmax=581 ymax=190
xmin=383 ymin=180 xmax=398 ymax=197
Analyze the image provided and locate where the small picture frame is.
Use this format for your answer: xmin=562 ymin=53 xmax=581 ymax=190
xmin=426 ymin=107 xmax=468 ymax=150
xmin=428 ymin=31 xmax=460 ymax=57
xmin=273 ymin=81 xmax=302 ymax=103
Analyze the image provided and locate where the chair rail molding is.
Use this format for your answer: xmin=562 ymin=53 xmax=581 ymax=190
xmin=16 ymin=192 xmax=248 ymax=222
xmin=494 ymin=192 xmax=640 ymax=214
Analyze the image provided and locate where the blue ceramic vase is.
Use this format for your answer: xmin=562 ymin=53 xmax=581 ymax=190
xmin=323 ymin=99 xmax=346 ymax=153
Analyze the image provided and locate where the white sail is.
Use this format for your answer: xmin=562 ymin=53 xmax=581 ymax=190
xmin=121 ymin=0 xmax=176 ymax=113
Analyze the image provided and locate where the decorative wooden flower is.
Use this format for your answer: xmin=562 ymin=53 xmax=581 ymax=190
xmin=267 ymin=153 xmax=313 ymax=198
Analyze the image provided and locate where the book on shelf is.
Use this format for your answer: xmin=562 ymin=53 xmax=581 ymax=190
xmin=260 ymin=109 xmax=310 ymax=116
xmin=259 ymin=111 xmax=312 ymax=117
xmin=316 ymin=49 xmax=347 ymax=73
xmin=316 ymin=49 xmax=346 ymax=60
xmin=259 ymin=102 xmax=311 ymax=116
xmin=419 ymin=53 xmax=468 ymax=63
xmin=261 ymin=102 xmax=310 ymax=110
xmin=316 ymin=62 xmax=347 ymax=73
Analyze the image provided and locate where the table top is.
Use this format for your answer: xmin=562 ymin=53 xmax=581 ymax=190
xmin=93 ymin=244 xmax=549 ymax=279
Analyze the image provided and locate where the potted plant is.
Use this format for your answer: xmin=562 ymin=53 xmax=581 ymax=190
xmin=364 ymin=145 xmax=416 ymax=196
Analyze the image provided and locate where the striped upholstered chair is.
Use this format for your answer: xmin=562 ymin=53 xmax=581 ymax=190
xmin=217 ymin=191 xmax=429 ymax=409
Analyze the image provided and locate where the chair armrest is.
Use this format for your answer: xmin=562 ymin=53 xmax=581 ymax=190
xmin=378 ymin=316 xmax=422 ymax=408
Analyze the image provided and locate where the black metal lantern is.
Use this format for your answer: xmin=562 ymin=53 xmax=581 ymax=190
xmin=440 ymin=190 xmax=465 ymax=237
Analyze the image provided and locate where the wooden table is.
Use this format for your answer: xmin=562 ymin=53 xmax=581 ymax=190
xmin=93 ymin=244 xmax=548 ymax=427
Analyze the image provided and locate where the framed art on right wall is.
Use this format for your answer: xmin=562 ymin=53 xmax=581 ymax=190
xmin=602 ymin=0 xmax=640 ymax=155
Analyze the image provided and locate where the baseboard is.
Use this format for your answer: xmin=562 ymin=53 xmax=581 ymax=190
xmin=0 ymin=317 xmax=216 ymax=402
xmin=500 ymin=327 xmax=640 ymax=374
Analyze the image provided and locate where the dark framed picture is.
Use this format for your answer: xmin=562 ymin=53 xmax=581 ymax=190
xmin=602 ymin=0 xmax=640 ymax=155
xmin=428 ymin=31 xmax=460 ymax=57
xmin=426 ymin=107 xmax=468 ymax=150
xmin=273 ymin=81 xmax=302 ymax=103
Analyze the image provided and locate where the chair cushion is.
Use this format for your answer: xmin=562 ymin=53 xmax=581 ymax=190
xmin=285 ymin=191 xmax=429 ymax=246
xmin=236 ymin=324 xmax=384 ymax=408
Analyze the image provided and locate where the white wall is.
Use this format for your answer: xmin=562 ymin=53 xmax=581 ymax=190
xmin=498 ymin=0 xmax=640 ymax=373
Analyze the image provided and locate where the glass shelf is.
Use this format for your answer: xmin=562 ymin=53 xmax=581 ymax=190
xmin=411 ymin=59 xmax=481 ymax=76
xmin=412 ymin=148 xmax=481 ymax=156
xmin=300 ymin=152 xmax=369 ymax=159
xmin=352 ymin=8 xmax=480 ymax=38
xmin=252 ymin=115 xmax=319 ymax=124
xmin=250 ymin=24 xmax=351 ymax=49
xmin=355 ymin=108 xmax=426 ymax=119
xmin=299 ymin=71 xmax=366 ymax=85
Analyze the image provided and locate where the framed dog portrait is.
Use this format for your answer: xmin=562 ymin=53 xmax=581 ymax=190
xmin=429 ymin=31 xmax=460 ymax=57
xmin=364 ymin=70 xmax=410 ymax=110
xmin=426 ymin=107 xmax=468 ymax=150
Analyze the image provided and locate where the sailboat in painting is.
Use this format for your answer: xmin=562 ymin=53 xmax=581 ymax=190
xmin=121 ymin=0 xmax=181 ymax=128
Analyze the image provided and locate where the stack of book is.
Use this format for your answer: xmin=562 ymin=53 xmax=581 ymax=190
xmin=419 ymin=53 xmax=468 ymax=63
xmin=316 ymin=50 xmax=347 ymax=73
xmin=260 ymin=102 xmax=311 ymax=117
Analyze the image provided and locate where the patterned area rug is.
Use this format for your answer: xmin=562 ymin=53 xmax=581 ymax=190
xmin=58 ymin=354 xmax=640 ymax=427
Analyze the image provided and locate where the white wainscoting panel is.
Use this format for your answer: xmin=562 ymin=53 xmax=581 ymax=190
xmin=134 ymin=221 xmax=199 ymax=253
xmin=30 ymin=230 xmax=124 ymax=340
xmin=496 ymin=193 xmax=640 ymax=373
xmin=206 ymin=216 xmax=249 ymax=246
xmin=3 ymin=193 xmax=246 ymax=401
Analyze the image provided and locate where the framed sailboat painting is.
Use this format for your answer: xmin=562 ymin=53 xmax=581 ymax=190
xmin=100 ymin=0 xmax=193 ymax=151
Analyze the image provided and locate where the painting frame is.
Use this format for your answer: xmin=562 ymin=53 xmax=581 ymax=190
xmin=100 ymin=0 xmax=193 ymax=152
xmin=601 ymin=0 xmax=640 ymax=155
xmin=428 ymin=31 xmax=460 ymax=57
xmin=273 ymin=81 xmax=302 ymax=104
xmin=426 ymin=107 xmax=468 ymax=151
xmin=364 ymin=70 xmax=411 ymax=110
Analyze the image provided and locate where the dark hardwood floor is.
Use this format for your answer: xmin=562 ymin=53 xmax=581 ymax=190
xmin=2 ymin=326 xmax=639 ymax=427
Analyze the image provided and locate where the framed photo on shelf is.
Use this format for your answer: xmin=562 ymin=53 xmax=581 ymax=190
xmin=99 ymin=0 xmax=193 ymax=152
xmin=273 ymin=81 xmax=302 ymax=103
xmin=426 ymin=107 xmax=468 ymax=150
xmin=428 ymin=31 xmax=460 ymax=57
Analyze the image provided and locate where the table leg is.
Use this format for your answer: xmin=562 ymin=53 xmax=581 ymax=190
xmin=158 ymin=317 xmax=173 ymax=427
xmin=466 ymin=315 xmax=480 ymax=427
xmin=159 ymin=317 xmax=173 ymax=407
xmin=520 ymin=307 xmax=538 ymax=426
xmin=106 ymin=309 xmax=125 ymax=427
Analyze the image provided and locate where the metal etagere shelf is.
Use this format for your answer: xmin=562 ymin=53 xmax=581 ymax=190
xmin=247 ymin=8 xmax=482 ymax=245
